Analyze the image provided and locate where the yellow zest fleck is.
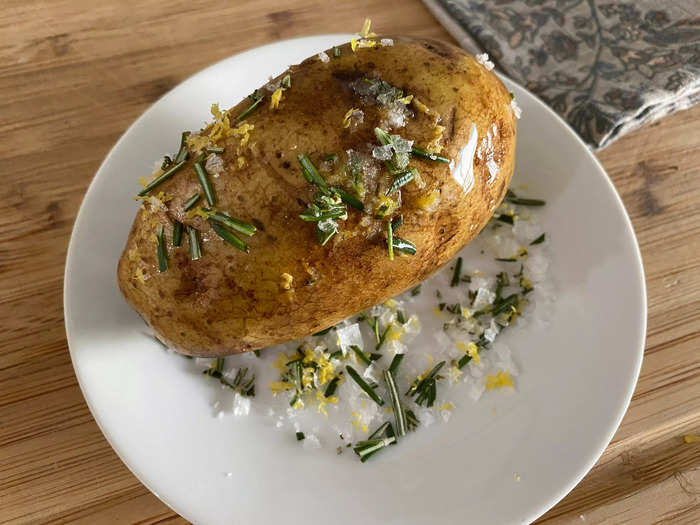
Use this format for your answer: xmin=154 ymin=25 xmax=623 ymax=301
xmin=416 ymin=189 xmax=440 ymax=211
xmin=269 ymin=381 xmax=294 ymax=394
xmin=343 ymin=107 xmax=359 ymax=128
xmin=139 ymin=176 xmax=149 ymax=187
xmin=448 ymin=365 xmax=463 ymax=383
xmin=520 ymin=277 xmax=533 ymax=290
xmin=384 ymin=298 xmax=398 ymax=309
xmin=358 ymin=18 xmax=376 ymax=38
xmin=280 ymin=272 xmax=294 ymax=290
xmin=356 ymin=39 xmax=377 ymax=49
xmin=517 ymin=247 xmax=529 ymax=259
xmin=427 ymin=125 xmax=446 ymax=154
xmin=317 ymin=356 xmax=335 ymax=385
xmin=386 ymin=325 xmax=404 ymax=342
xmin=150 ymin=233 xmax=158 ymax=244
xmin=186 ymin=132 xmax=211 ymax=153
xmin=231 ymin=122 xmax=254 ymax=152
xmin=457 ymin=341 xmax=481 ymax=365
xmin=186 ymin=207 xmax=211 ymax=220
xmin=135 ymin=267 xmax=146 ymax=284
xmin=412 ymin=97 xmax=431 ymax=115
xmin=398 ymin=94 xmax=414 ymax=105
xmin=351 ymin=411 xmax=369 ymax=434
xmin=350 ymin=38 xmax=358 ymax=52
xmin=237 ymin=156 xmax=247 ymax=169
xmin=374 ymin=194 xmax=399 ymax=217
xmin=425 ymin=353 xmax=434 ymax=367
xmin=684 ymin=434 xmax=700 ymax=443
xmin=270 ymin=87 xmax=284 ymax=109
xmin=293 ymin=398 xmax=304 ymax=409
xmin=128 ymin=248 xmax=138 ymax=261
xmin=272 ymin=352 xmax=291 ymax=373
xmin=438 ymin=402 xmax=454 ymax=411
xmin=485 ymin=371 xmax=514 ymax=390
xmin=432 ymin=306 xmax=443 ymax=317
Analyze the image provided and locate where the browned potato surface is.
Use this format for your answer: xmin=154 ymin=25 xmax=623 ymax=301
xmin=117 ymin=36 xmax=517 ymax=356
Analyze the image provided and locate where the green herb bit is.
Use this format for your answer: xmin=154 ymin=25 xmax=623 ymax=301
xmin=156 ymin=224 xmax=167 ymax=272
xmin=393 ymin=237 xmax=416 ymax=255
xmin=281 ymin=74 xmax=291 ymax=88
xmin=391 ymin=215 xmax=403 ymax=231
xmin=388 ymin=354 xmax=404 ymax=375
xmin=438 ymin=302 xmax=446 ymax=311
xmin=205 ymin=210 xmax=257 ymax=237
xmin=220 ymin=367 xmax=255 ymax=396
xmin=253 ymin=350 xmax=261 ymax=357
xmin=351 ymin=345 xmax=371 ymax=366
xmin=161 ymin=156 xmax=173 ymax=170
xmin=354 ymin=436 xmax=396 ymax=462
xmin=206 ymin=146 xmax=225 ymax=154
xmin=297 ymin=154 xmax=328 ymax=192
xmin=137 ymin=160 xmax=186 ymax=196
xmin=174 ymin=131 xmax=190 ymax=163
xmin=187 ymin=226 xmax=201 ymax=260
xmin=410 ymin=284 xmax=422 ymax=296
xmin=172 ymin=220 xmax=183 ymax=247
xmin=374 ymin=127 xmax=392 ymax=146
xmin=346 ymin=365 xmax=384 ymax=406
xmin=324 ymin=375 xmax=341 ymax=397
xmin=333 ymin=47 xmax=341 ymax=58
xmin=396 ymin=311 xmax=406 ymax=325
xmin=384 ymin=369 xmax=407 ymax=437
xmin=411 ymin=146 xmax=449 ymax=163
xmin=333 ymin=187 xmax=364 ymax=211
xmin=237 ymin=90 xmax=264 ymax=121
xmin=368 ymin=421 xmax=394 ymax=440
xmin=328 ymin=350 xmax=343 ymax=360
xmin=209 ymin=220 xmax=249 ymax=253
xmin=492 ymin=293 xmax=519 ymax=317
xmin=194 ymin=159 xmax=216 ymax=207
xmin=497 ymin=214 xmax=514 ymax=225
xmin=317 ymin=227 xmax=337 ymax=246
xmin=323 ymin=153 xmax=338 ymax=162
xmin=289 ymin=360 xmax=303 ymax=394
xmin=296 ymin=431 xmax=305 ymax=441
xmin=314 ymin=326 xmax=333 ymax=336
xmin=450 ymin=256 xmax=463 ymax=287
xmin=386 ymin=219 xmax=394 ymax=261
xmin=299 ymin=207 xmax=347 ymax=222
xmin=495 ymin=257 xmax=517 ymax=262
xmin=405 ymin=409 xmax=419 ymax=431
xmin=505 ymin=189 xmax=546 ymax=206
xmin=376 ymin=324 xmax=391 ymax=351
xmin=183 ymin=192 xmax=201 ymax=211
xmin=406 ymin=361 xmax=445 ymax=407
xmin=530 ymin=233 xmax=545 ymax=245
xmin=204 ymin=358 xmax=225 ymax=377
xmin=386 ymin=168 xmax=416 ymax=195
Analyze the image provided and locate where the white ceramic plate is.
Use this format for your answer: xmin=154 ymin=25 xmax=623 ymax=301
xmin=64 ymin=35 xmax=646 ymax=524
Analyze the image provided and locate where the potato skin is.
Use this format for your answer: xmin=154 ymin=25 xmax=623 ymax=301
xmin=117 ymin=36 xmax=517 ymax=356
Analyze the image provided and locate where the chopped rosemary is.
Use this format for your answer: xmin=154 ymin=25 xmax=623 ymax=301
xmin=376 ymin=324 xmax=391 ymax=351
xmin=205 ymin=210 xmax=257 ymax=237
xmin=406 ymin=361 xmax=445 ymax=407
xmin=174 ymin=131 xmax=190 ymax=163
xmin=367 ymin=421 xmax=394 ymax=440
xmin=505 ymin=189 xmax=545 ymax=206
xmin=156 ymin=224 xmax=167 ymax=272
xmin=253 ymin=350 xmax=261 ymax=357
xmin=386 ymin=219 xmax=394 ymax=261
xmin=297 ymin=154 xmax=328 ymax=192
xmin=324 ymin=375 xmax=341 ymax=397
xmin=396 ymin=310 xmax=406 ymax=324
xmin=333 ymin=187 xmax=364 ymax=211
xmin=388 ymin=354 xmax=404 ymax=375
xmin=172 ymin=220 xmax=183 ymax=247
xmin=393 ymin=237 xmax=417 ymax=255
xmin=237 ymin=90 xmax=264 ymax=121
xmin=333 ymin=47 xmax=341 ymax=57
xmin=386 ymin=168 xmax=416 ymax=195
xmin=187 ymin=226 xmax=201 ymax=260
xmin=203 ymin=359 xmax=255 ymax=396
xmin=206 ymin=146 xmax=225 ymax=154
xmin=353 ymin=436 xmax=396 ymax=462
xmin=530 ymin=233 xmax=546 ymax=245
xmin=492 ymin=293 xmax=519 ymax=317
xmin=384 ymin=369 xmax=407 ymax=437
xmin=183 ymin=192 xmax=201 ymax=211
xmin=495 ymin=257 xmax=517 ymax=262
xmin=451 ymin=256 xmax=463 ymax=287
xmin=497 ymin=214 xmax=514 ymax=225
xmin=194 ymin=157 xmax=216 ymax=206
xmin=410 ymin=284 xmax=422 ymax=296
xmin=405 ymin=409 xmax=419 ymax=431
xmin=161 ymin=156 xmax=172 ymax=170
xmin=209 ymin=220 xmax=249 ymax=252
xmin=281 ymin=74 xmax=291 ymax=88
xmin=314 ymin=326 xmax=333 ymax=336
xmin=411 ymin=146 xmax=449 ymax=163
xmin=391 ymin=215 xmax=403 ymax=231
xmin=323 ymin=153 xmax=338 ymax=162
xmin=328 ymin=350 xmax=343 ymax=360
xmin=137 ymin=160 xmax=186 ymax=196
xmin=296 ymin=431 xmax=305 ymax=441
xmin=203 ymin=357 xmax=224 ymax=377
xmin=351 ymin=345 xmax=371 ymax=366
xmin=346 ymin=365 xmax=384 ymax=406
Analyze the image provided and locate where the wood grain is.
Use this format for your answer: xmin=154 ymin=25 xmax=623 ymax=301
xmin=1 ymin=1 xmax=698 ymax=523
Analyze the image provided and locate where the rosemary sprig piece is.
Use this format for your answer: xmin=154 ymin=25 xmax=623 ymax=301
xmin=333 ymin=187 xmax=364 ymax=211
xmin=351 ymin=345 xmax=371 ymax=366
xmin=405 ymin=409 xmax=419 ymax=431
xmin=386 ymin=168 xmax=415 ymax=195
xmin=161 ymin=156 xmax=172 ymax=170
xmin=220 ymin=367 xmax=255 ymax=396
xmin=237 ymin=90 xmax=264 ymax=121
xmin=411 ymin=146 xmax=449 ymax=163
xmin=203 ymin=357 xmax=224 ymax=377
xmin=388 ymin=354 xmax=404 ymax=375
xmin=281 ymin=74 xmax=291 ymax=88
xmin=386 ymin=219 xmax=394 ymax=261
xmin=194 ymin=157 xmax=216 ymax=206
xmin=505 ymin=189 xmax=546 ymax=206
xmin=495 ymin=257 xmax=517 ymax=262
xmin=187 ymin=226 xmax=201 ymax=260
xmin=406 ymin=361 xmax=445 ymax=407
xmin=205 ymin=210 xmax=257 ymax=237
xmin=391 ymin=215 xmax=403 ymax=231
xmin=183 ymin=193 xmax=201 ymax=211
xmin=410 ymin=284 xmax=421 ymax=296
xmin=296 ymin=431 xmax=305 ymax=441
xmin=324 ymin=375 xmax=341 ymax=397
xmin=209 ymin=221 xmax=249 ymax=252
xmin=375 ymin=324 xmax=391 ymax=351
xmin=156 ymin=224 xmax=167 ymax=272
xmin=172 ymin=220 xmax=183 ymax=247
xmin=297 ymin=154 xmax=328 ymax=193
xmin=368 ymin=421 xmax=394 ymax=440
xmin=530 ymin=233 xmax=545 ymax=245
xmin=137 ymin=160 xmax=186 ymax=196
xmin=393 ymin=237 xmax=416 ymax=255
xmin=346 ymin=365 xmax=384 ymax=406
xmin=497 ymin=214 xmax=514 ymax=225
xmin=174 ymin=131 xmax=190 ymax=163
xmin=384 ymin=369 xmax=407 ymax=437
xmin=333 ymin=47 xmax=341 ymax=58
xmin=353 ymin=436 xmax=396 ymax=462
xmin=450 ymin=256 xmax=463 ymax=287
xmin=206 ymin=146 xmax=225 ymax=154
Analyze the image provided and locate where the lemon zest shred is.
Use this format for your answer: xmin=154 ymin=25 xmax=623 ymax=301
xmin=684 ymin=434 xmax=700 ymax=443
xmin=350 ymin=38 xmax=358 ymax=52
xmin=485 ymin=371 xmax=514 ymax=390
xmin=270 ymin=87 xmax=284 ymax=109
xmin=269 ymin=381 xmax=294 ymax=394
xmin=439 ymin=402 xmax=454 ymax=411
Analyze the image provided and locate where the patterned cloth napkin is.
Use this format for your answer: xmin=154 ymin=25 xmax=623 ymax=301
xmin=423 ymin=0 xmax=700 ymax=148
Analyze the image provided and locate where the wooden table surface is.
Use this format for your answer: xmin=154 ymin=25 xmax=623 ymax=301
xmin=2 ymin=1 xmax=699 ymax=523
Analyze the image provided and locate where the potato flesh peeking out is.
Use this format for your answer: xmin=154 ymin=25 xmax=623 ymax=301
xmin=117 ymin=36 xmax=517 ymax=356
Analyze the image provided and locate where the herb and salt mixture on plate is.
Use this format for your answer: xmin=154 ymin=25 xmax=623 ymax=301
xmin=172 ymin=188 xmax=552 ymax=462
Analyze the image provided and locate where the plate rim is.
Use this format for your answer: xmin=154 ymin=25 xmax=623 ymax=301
xmin=64 ymin=33 xmax=646 ymax=524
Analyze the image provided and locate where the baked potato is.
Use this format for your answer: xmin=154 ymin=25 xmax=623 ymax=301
xmin=117 ymin=35 xmax=518 ymax=356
